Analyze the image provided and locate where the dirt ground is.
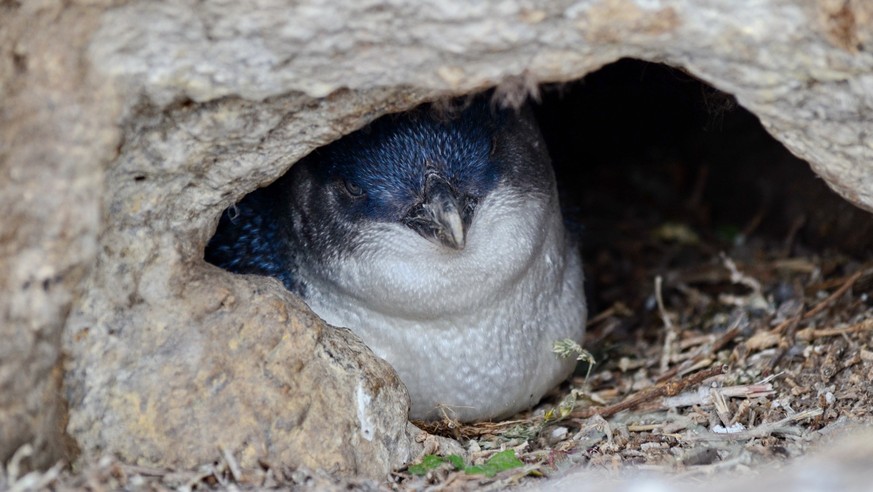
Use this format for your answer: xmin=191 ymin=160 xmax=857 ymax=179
xmin=4 ymin=62 xmax=872 ymax=490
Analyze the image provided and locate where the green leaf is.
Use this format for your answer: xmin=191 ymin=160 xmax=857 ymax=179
xmin=464 ymin=450 xmax=524 ymax=477
xmin=407 ymin=454 xmax=448 ymax=475
xmin=446 ymin=454 xmax=465 ymax=470
xmin=408 ymin=451 xmax=524 ymax=478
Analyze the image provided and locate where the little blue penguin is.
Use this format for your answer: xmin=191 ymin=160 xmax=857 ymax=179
xmin=206 ymin=97 xmax=587 ymax=422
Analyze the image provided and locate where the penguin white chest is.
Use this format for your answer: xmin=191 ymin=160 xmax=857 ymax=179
xmin=302 ymin=188 xmax=588 ymax=421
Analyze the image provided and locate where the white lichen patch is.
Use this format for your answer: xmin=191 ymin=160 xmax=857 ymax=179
xmin=356 ymin=382 xmax=375 ymax=442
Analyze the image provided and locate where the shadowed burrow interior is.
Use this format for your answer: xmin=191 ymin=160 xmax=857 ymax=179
xmin=536 ymin=58 xmax=873 ymax=317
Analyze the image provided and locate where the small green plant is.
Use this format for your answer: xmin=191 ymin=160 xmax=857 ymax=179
xmin=464 ymin=450 xmax=524 ymax=477
xmin=553 ymin=338 xmax=595 ymax=378
xmin=407 ymin=450 xmax=524 ymax=478
xmin=407 ymin=454 xmax=456 ymax=475
xmin=543 ymin=389 xmax=578 ymax=423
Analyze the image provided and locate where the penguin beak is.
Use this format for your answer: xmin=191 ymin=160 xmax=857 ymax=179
xmin=404 ymin=174 xmax=467 ymax=250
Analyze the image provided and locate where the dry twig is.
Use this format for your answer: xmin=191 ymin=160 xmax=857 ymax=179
xmin=572 ymin=365 xmax=725 ymax=419
xmin=802 ymin=269 xmax=867 ymax=320
xmin=655 ymin=275 xmax=678 ymax=373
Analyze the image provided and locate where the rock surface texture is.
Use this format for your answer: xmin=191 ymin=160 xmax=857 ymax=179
xmin=1 ymin=0 xmax=872 ymax=478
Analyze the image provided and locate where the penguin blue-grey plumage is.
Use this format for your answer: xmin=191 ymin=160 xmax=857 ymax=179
xmin=206 ymin=97 xmax=587 ymax=421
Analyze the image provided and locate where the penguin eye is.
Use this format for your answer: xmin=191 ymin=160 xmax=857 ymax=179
xmin=341 ymin=178 xmax=365 ymax=198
